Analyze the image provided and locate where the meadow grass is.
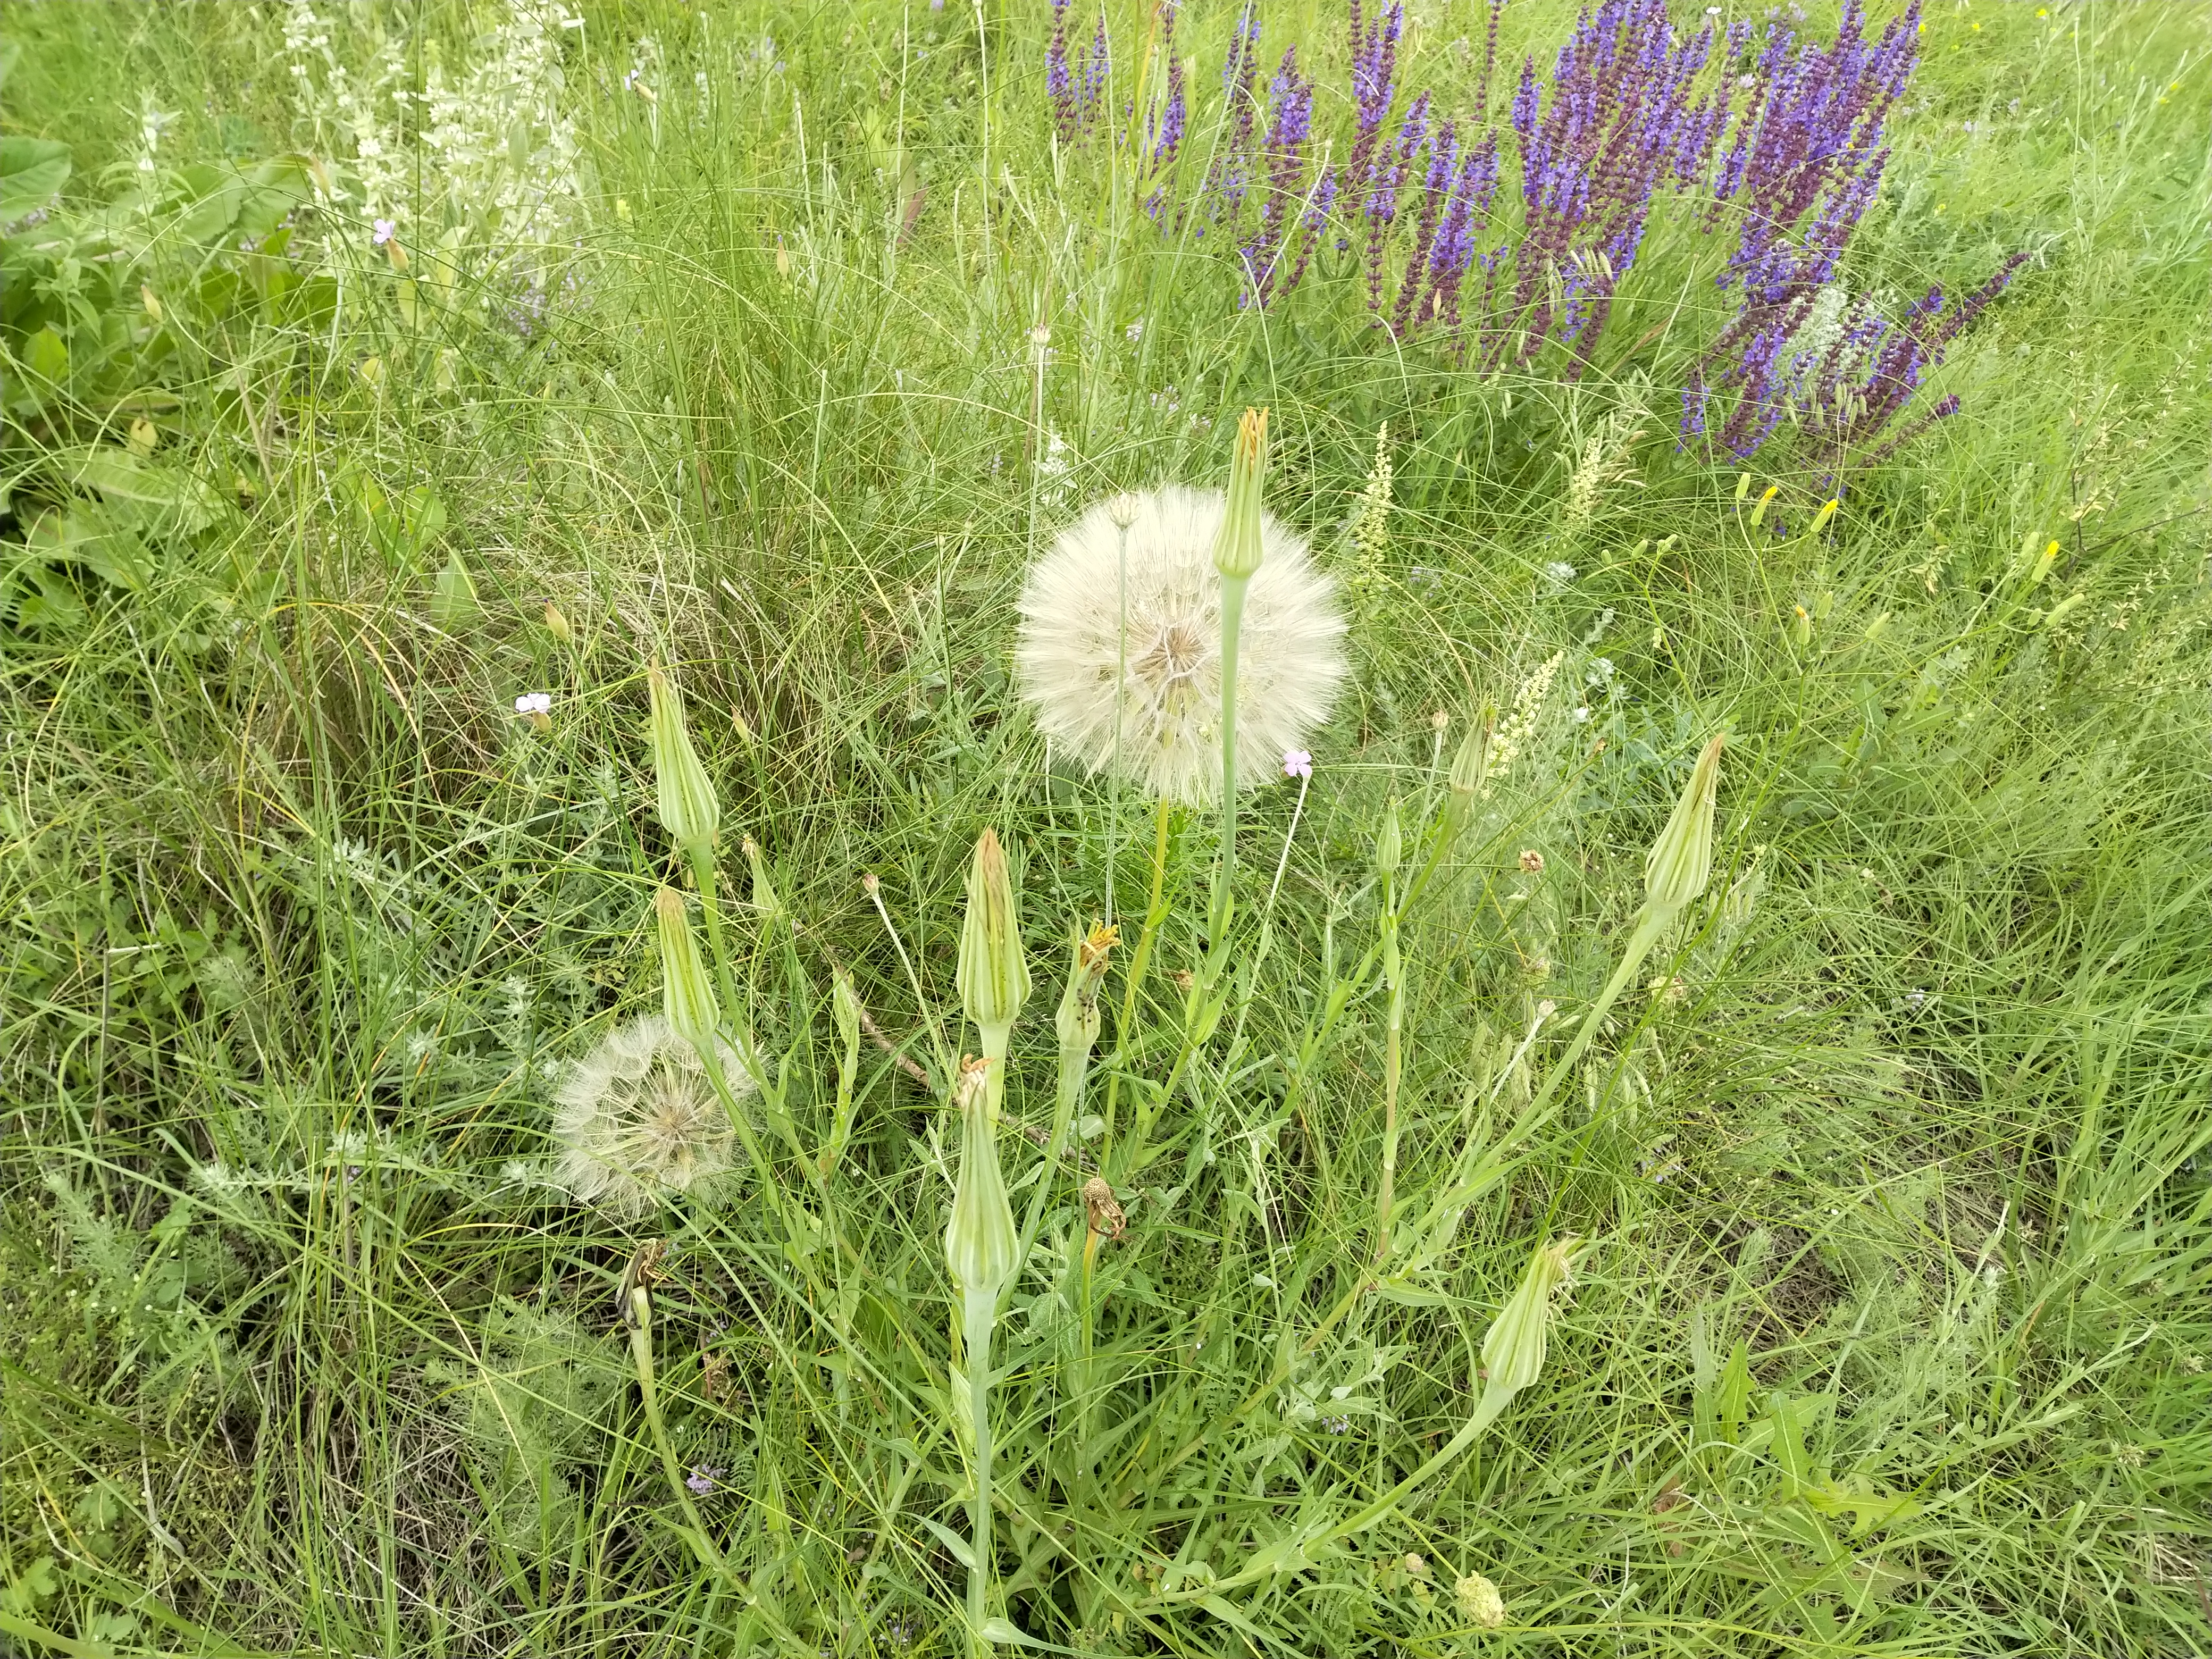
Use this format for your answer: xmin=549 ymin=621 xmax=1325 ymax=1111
xmin=1 ymin=1 xmax=2207 ymax=1654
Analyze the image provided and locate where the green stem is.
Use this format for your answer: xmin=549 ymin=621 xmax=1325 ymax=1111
xmin=689 ymin=843 xmax=743 ymax=1023
xmin=627 ymin=1287 xmax=721 ymax=1571
xmin=1372 ymin=898 xmax=1404 ymax=1263
xmin=1210 ymin=573 xmax=1251 ymax=935
xmin=1103 ymin=796 xmax=1172 ymax=1152
xmin=965 ymin=1291 xmax=997 ymax=1654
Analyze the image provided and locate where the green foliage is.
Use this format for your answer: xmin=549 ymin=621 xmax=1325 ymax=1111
xmin=0 ymin=1 xmax=2207 ymax=1655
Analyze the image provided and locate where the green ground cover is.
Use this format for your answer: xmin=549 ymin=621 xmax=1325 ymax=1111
xmin=0 ymin=1 xmax=2206 ymax=1654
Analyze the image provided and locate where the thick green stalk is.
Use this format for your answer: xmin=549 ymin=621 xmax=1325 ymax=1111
xmin=1209 ymin=572 xmax=1251 ymax=935
xmin=626 ymin=1286 xmax=721 ymax=1571
xmin=964 ymin=1291 xmax=998 ymax=1653
xmin=1103 ymin=797 xmax=1172 ymax=1152
xmin=688 ymin=843 xmax=743 ymax=1024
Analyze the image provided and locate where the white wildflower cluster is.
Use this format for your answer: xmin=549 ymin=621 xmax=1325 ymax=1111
xmin=1487 ymin=651 xmax=1564 ymax=791
xmin=281 ymin=0 xmax=584 ymax=256
xmin=1036 ymin=430 xmax=1076 ymax=507
xmin=1555 ymin=399 xmax=1645 ymax=546
xmin=1348 ymin=422 xmax=1392 ymax=594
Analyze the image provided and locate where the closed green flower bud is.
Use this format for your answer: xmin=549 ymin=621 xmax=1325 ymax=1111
xmin=1643 ymin=734 xmax=1724 ymax=925
xmin=655 ymin=886 xmax=720 ymax=1051
xmin=1444 ymin=707 xmax=1495 ymax=838
xmin=741 ymin=835 xmax=783 ymax=927
xmin=1480 ymin=1235 xmax=1582 ymax=1398
xmin=1211 ymin=408 xmax=1270 ymax=581
xmin=956 ymin=829 xmax=1030 ymax=1044
xmin=944 ymin=1056 xmax=1018 ymax=1298
xmin=1376 ymin=797 xmax=1403 ymax=881
xmin=832 ymin=967 xmax=861 ymax=1053
xmin=648 ymin=664 xmax=719 ymax=858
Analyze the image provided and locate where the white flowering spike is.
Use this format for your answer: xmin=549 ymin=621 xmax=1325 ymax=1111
xmin=1016 ymin=486 xmax=1346 ymax=805
xmin=552 ymin=1015 xmax=750 ymax=1217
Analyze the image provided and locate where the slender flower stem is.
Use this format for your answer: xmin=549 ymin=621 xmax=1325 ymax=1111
xmin=964 ymin=1292 xmax=998 ymax=1651
xmin=1263 ymin=773 xmax=1311 ymax=917
xmin=627 ymin=1286 xmax=722 ymax=1571
xmin=689 ymin=843 xmax=743 ymax=1023
xmin=1210 ymin=572 xmax=1251 ymax=934
xmin=1371 ymin=887 xmax=1404 ymax=1262
xmin=1103 ymin=795 xmax=1172 ymax=1152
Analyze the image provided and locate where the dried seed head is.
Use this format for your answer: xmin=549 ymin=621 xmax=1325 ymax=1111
xmin=1082 ymin=1177 xmax=1126 ymax=1241
xmin=1519 ymin=848 xmax=1545 ymax=874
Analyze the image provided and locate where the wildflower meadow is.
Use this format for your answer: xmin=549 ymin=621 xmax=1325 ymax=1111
xmin=1 ymin=1 xmax=2206 ymax=1654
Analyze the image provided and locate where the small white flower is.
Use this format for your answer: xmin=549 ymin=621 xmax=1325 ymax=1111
xmin=1573 ymin=706 xmax=1592 ymax=724
xmin=1125 ymin=317 xmax=1145 ymax=342
xmin=515 ymin=691 xmax=552 ymax=716
xmin=1544 ymin=559 xmax=1578 ymax=589
xmin=1028 ymin=323 xmax=1052 ymax=348
xmin=1283 ymin=748 xmax=1313 ymax=780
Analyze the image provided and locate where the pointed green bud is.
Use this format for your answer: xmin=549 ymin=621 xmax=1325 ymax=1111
xmin=1375 ymin=798 xmax=1403 ymax=882
xmin=1444 ymin=707 xmax=1495 ymax=838
xmin=1211 ymin=408 xmax=1270 ymax=580
xmin=741 ymin=835 xmax=784 ymax=927
xmin=944 ymin=1056 xmax=1019 ymax=1299
xmin=654 ymin=886 xmax=720 ymax=1051
xmin=1644 ymin=734 xmax=1724 ymax=924
xmin=831 ymin=967 xmax=861 ymax=1054
xmin=1480 ymin=1235 xmax=1582 ymax=1398
xmin=648 ymin=663 xmax=719 ymax=858
xmin=956 ymin=829 xmax=1030 ymax=1041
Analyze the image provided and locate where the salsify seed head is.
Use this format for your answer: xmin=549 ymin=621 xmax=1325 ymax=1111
xmin=553 ymin=1014 xmax=751 ymax=1218
xmin=1017 ymin=485 xmax=1346 ymax=805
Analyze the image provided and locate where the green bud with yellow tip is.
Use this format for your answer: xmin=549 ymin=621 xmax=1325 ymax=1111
xmin=944 ymin=1057 xmax=1019 ymax=1298
xmin=1212 ymin=408 xmax=1270 ymax=581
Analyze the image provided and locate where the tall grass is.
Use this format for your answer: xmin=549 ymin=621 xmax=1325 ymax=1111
xmin=1 ymin=2 xmax=2206 ymax=1655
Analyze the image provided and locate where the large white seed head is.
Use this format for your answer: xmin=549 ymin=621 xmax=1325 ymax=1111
xmin=552 ymin=1015 xmax=749 ymax=1217
xmin=1016 ymin=486 xmax=1347 ymax=805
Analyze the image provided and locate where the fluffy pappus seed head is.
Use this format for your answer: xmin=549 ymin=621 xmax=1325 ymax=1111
xmin=553 ymin=1014 xmax=751 ymax=1217
xmin=1017 ymin=486 xmax=1347 ymax=805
